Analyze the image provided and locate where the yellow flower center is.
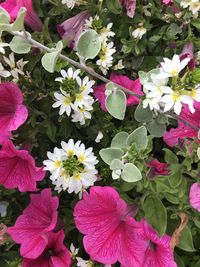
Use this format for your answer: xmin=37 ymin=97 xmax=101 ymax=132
xmin=54 ymin=160 xmax=62 ymax=168
xmin=170 ymin=69 xmax=179 ymax=76
xmin=67 ymin=149 xmax=74 ymax=156
xmin=78 ymin=154 xmax=86 ymax=163
xmin=64 ymin=96 xmax=71 ymax=106
xmin=76 ymin=94 xmax=83 ymax=102
xmin=171 ymin=92 xmax=180 ymax=101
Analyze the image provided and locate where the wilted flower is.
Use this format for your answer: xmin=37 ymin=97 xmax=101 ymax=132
xmin=57 ymin=10 xmax=91 ymax=48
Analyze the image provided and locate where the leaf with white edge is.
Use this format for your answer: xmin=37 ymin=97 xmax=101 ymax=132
xmin=197 ymin=148 xmax=200 ymax=160
xmin=110 ymin=159 xmax=124 ymax=170
xmin=143 ymin=193 xmax=167 ymax=236
xmin=127 ymin=126 xmax=148 ymax=150
xmin=9 ymin=36 xmax=31 ymax=54
xmin=121 ymin=163 xmax=142 ymax=182
xmin=0 ymin=8 xmax=10 ymax=24
xmin=147 ymin=119 xmax=166 ymax=137
xmin=99 ymin=148 xmax=124 ymax=165
xmin=134 ymin=103 xmax=153 ymax=122
xmin=77 ymin=29 xmax=101 ymax=59
xmin=105 ymin=89 xmax=126 ymax=120
xmin=41 ymin=41 xmax=63 ymax=73
xmin=12 ymin=7 xmax=26 ymax=31
xmin=111 ymin=132 xmax=129 ymax=148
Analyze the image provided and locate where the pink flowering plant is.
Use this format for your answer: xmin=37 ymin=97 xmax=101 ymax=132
xmin=1 ymin=0 xmax=200 ymax=266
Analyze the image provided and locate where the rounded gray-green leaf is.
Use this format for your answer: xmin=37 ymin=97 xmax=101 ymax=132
xmin=41 ymin=41 xmax=63 ymax=73
xmin=0 ymin=8 xmax=10 ymax=24
xmin=111 ymin=131 xmax=129 ymax=149
xmin=77 ymin=29 xmax=101 ymax=59
xmin=127 ymin=126 xmax=148 ymax=150
xmin=147 ymin=119 xmax=166 ymax=137
xmin=12 ymin=7 xmax=26 ymax=31
xmin=99 ymin=147 xmax=124 ymax=165
xmin=10 ymin=36 xmax=31 ymax=54
xmin=105 ymin=89 xmax=126 ymax=120
xmin=134 ymin=103 xmax=153 ymax=122
xmin=110 ymin=159 xmax=124 ymax=170
xmin=121 ymin=163 xmax=142 ymax=182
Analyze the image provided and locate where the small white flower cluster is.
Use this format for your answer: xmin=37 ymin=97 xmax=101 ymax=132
xmin=53 ymin=68 xmax=95 ymax=125
xmin=84 ymin=15 xmax=116 ymax=75
xmin=142 ymin=55 xmax=200 ymax=115
xmin=43 ymin=139 xmax=98 ymax=196
xmin=0 ymin=52 xmax=28 ymax=82
xmin=70 ymin=244 xmax=111 ymax=267
xmin=132 ymin=23 xmax=147 ymax=39
xmin=61 ymin=0 xmax=84 ymax=9
xmin=180 ymin=0 xmax=200 ymax=17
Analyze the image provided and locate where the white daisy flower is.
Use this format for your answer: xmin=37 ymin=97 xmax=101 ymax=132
xmin=52 ymin=89 xmax=73 ymax=116
xmin=72 ymin=106 xmax=93 ymax=125
xmin=132 ymin=25 xmax=147 ymax=39
xmin=70 ymin=243 xmax=79 ymax=259
xmin=76 ymin=257 xmax=94 ymax=267
xmin=160 ymin=55 xmax=190 ymax=78
xmin=44 ymin=139 xmax=98 ymax=195
xmin=84 ymin=15 xmax=100 ymax=29
xmin=76 ymin=76 xmax=95 ymax=93
xmin=62 ymin=0 xmax=76 ymax=9
xmin=55 ymin=68 xmax=80 ymax=83
xmin=43 ymin=147 xmax=64 ymax=181
xmin=189 ymin=0 xmax=200 ymax=15
xmin=73 ymin=91 xmax=94 ymax=109
xmin=161 ymin=91 xmax=195 ymax=115
xmin=99 ymin=22 xmax=115 ymax=42
xmin=143 ymin=96 xmax=161 ymax=111
xmin=113 ymin=59 xmax=125 ymax=70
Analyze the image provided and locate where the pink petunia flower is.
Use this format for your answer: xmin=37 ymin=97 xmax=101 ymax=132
xmin=0 ymin=0 xmax=43 ymax=31
xmin=7 ymin=189 xmax=59 ymax=259
xmin=57 ymin=10 xmax=91 ymax=48
xmin=146 ymin=159 xmax=169 ymax=179
xmin=94 ymin=73 xmax=143 ymax=111
xmin=74 ymin=186 xmax=147 ymax=266
xmin=22 ymin=230 xmax=71 ymax=267
xmin=163 ymin=102 xmax=200 ymax=147
xmin=162 ymin=0 xmax=173 ymax=4
xmin=122 ymin=219 xmax=177 ymax=267
xmin=180 ymin=42 xmax=195 ymax=71
xmin=0 ymin=82 xmax=28 ymax=144
xmin=189 ymin=183 xmax=200 ymax=212
xmin=0 ymin=140 xmax=45 ymax=192
xmin=118 ymin=0 xmax=137 ymax=18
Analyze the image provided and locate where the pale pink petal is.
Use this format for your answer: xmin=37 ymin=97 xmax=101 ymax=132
xmin=190 ymin=183 xmax=200 ymax=212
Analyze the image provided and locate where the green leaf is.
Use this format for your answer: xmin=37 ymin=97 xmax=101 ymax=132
xmin=105 ymin=89 xmax=126 ymax=120
xmin=134 ymin=103 xmax=153 ymax=122
xmin=9 ymin=36 xmax=31 ymax=54
xmin=143 ymin=194 xmax=167 ymax=236
xmin=111 ymin=131 xmax=129 ymax=148
xmin=12 ymin=7 xmax=26 ymax=31
xmin=77 ymin=29 xmax=101 ymax=59
xmin=99 ymin=147 xmax=124 ymax=165
xmin=163 ymin=148 xmax=178 ymax=164
xmin=168 ymin=171 xmax=182 ymax=188
xmin=177 ymin=226 xmax=195 ymax=252
xmin=47 ymin=121 xmax=57 ymax=142
xmin=0 ymin=8 xmax=10 ymax=24
xmin=147 ymin=119 xmax=166 ymax=137
xmin=106 ymin=0 xmax=122 ymax=14
xmin=110 ymin=159 xmax=124 ymax=170
xmin=127 ymin=126 xmax=148 ymax=150
xmin=191 ymin=20 xmax=200 ymax=30
xmin=121 ymin=163 xmax=142 ymax=182
xmin=197 ymin=147 xmax=200 ymax=160
xmin=41 ymin=41 xmax=63 ymax=73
